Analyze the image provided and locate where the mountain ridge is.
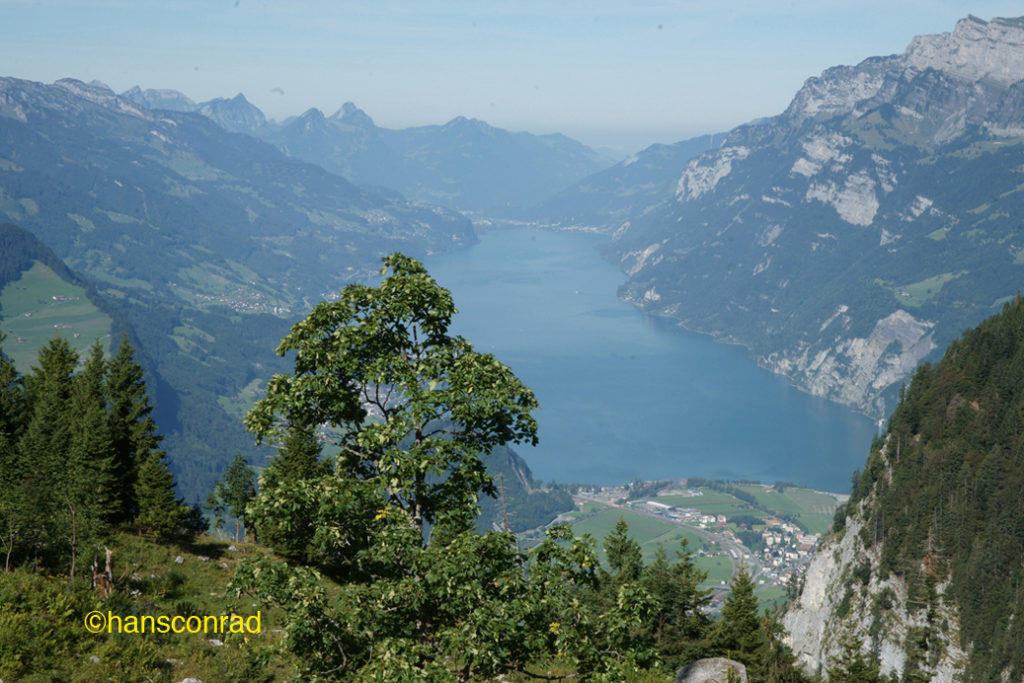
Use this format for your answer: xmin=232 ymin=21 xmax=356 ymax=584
xmin=604 ymin=14 xmax=1024 ymax=420
xmin=121 ymin=84 xmax=614 ymax=212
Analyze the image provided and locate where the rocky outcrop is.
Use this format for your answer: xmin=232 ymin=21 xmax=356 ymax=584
xmin=784 ymin=474 xmax=967 ymax=679
xmin=765 ymin=310 xmax=937 ymax=417
xmin=676 ymin=658 xmax=748 ymax=683
xmin=904 ymin=15 xmax=1024 ymax=86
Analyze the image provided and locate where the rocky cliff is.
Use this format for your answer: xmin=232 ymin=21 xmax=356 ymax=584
xmin=784 ymin=297 xmax=1024 ymax=680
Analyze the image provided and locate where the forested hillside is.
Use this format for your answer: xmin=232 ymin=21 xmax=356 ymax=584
xmin=786 ymin=295 xmax=1024 ymax=680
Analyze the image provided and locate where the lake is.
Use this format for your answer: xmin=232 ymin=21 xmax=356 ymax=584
xmin=425 ymin=228 xmax=876 ymax=493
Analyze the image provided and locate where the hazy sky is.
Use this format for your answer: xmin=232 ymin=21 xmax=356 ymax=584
xmin=3 ymin=1 xmax=1023 ymax=152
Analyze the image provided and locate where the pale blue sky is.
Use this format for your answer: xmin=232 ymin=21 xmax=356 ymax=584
xmin=2 ymin=1 xmax=1023 ymax=152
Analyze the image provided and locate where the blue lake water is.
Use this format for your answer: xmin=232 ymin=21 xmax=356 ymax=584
xmin=424 ymin=228 xmax=875 ymax=493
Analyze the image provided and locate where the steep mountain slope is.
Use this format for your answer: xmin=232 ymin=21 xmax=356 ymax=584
xmin=516 ymin=132 xmax=726 ymax=230
xmin=784 ymin=296 xmax=1024 ymax=681
xmin=606 ymin=15 xmax=1024 ymax=419
xmin=0 ymin=77 xmax=474 ymax=499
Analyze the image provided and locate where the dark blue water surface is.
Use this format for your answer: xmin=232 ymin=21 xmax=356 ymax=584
xmin=424 ymin=228 xmax=875 ymax=493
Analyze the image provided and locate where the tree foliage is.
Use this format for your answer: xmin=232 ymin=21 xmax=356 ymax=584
xmin=230 ymin=254 xmax=815 ymax=680
xmin=0 ymin=335 xmax=188 ymax=574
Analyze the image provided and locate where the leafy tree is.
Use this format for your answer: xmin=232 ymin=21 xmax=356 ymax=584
xmin=207 ymin=453 xmax=256 ymax=543
xmin=236 ymin=254 xmax=676 ymax=679
xmin=244 ymin=253 xmax=539 ymax=540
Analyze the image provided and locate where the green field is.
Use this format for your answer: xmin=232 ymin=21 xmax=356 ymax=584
xmin=890 ymin=271 xmax=967 ymax=308
xmin=0 ymin=262 xmax=113 ymax=370
xmin=733 ymin=485 xmax=839 ymax=535
xmin=657 ymin=490 xmax=759 ymax=518
xmin=563 ymin=507 xmax=732 ymax=588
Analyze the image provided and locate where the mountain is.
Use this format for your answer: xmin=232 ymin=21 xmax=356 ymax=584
xmin=123 ymin=88 xmax=615 ymax=212
xmin=121 ymin=85 xmax=197 ymax=112
xmin=370 ymin=115 xmax=613 ymax=211
xmin=262 ymin=103 xmax=406 ymax=191
xmin=784 ymin=296 xmax=1024 ymax=681
xmin=604 ymin=15 xmax=1024 ymax=419
xmin=196 ymin=93 xmax=267 ymax=134
xmin=0 ymin=76 xmax=474 ymax=499
xmin=515 ymin=132 xmax=726 ymax=230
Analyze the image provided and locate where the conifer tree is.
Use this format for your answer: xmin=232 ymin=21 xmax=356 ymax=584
xmin=0 ymin=332 xmax=25 ymax=438
xmin=251 ymin=424 xmax=326 ymax=559
xmin=0 ymin=334 xmax=24 ymax=570
xmin=16 ymin=337 xmax=78 ymax=564
xmin=711 ymin=568 xmax=765 ymax=669
xmin=604 ymin=516 xmax=643 ymax=581
xmin=643 ymin=537 xmax=712 ymax=664
xmin=135 ymin=449 xmax=186 ymax=541
xmin=827 ymin=630 xmax=881 ymax=682
xmin=104 ymin=336 xmax=161 ymax=524
xmin=60 ymin=341 xmax=117 ymax=577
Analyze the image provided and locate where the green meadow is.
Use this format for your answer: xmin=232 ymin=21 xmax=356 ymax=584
xmin=0 ymin=262 xmax=113 ymax=370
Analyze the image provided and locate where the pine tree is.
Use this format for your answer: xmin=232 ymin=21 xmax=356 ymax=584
xmin=135 ymin=449 xmax=186 ymax=541
xmin=0 ymin=334 xmax=24 ymax=570
xmin=104 ymin=336 xmax=161 ymax=525
xmin=711 ymin=568 xmax=765 ymax=668
xmin=272 ymin=424 xmax=325 ymax=481
xmin=60 ymin=341 xmax=117 ymax=578
xmin=604 ymin=516 xmax=643 ymax=581
xmin=16 ymin=337 xmax=78 ymax=564
xmin=252 ymin=424 xmax=326 ymax=559
xmin=827 ymin=630 xmax=881 ymax=682
xmin=643 ymin=537 xmax=712 ymax=664
xmin=0 ymin=332 xmax=25 ymax=438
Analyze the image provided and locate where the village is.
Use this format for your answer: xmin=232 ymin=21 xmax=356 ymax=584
xmin=569 ymin=480 xmax=833 ymax=602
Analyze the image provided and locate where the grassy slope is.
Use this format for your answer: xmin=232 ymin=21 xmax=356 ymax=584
xmin=0 ymin=261 xmax=113 ymax=371
xmin=0 ymin=534 xmax=296 ymax=683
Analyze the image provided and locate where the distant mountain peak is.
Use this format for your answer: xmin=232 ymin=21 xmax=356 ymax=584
xmin=443 ymin=115 xmax=489 ymax=131
xmin=786 ymin=14 xmax=1024 ymax=123
xmin=120 ymin=85 xmax=198 ymax=112
xmin=331 ymin=101 xmax=375 ymax=127
xmin=54 ymin=78 xmax=144 ymax=116
xmin=197 ymin=93 xmax=266 ymax=133
xmin=905 ymin=13 xmax=1024 ymax=86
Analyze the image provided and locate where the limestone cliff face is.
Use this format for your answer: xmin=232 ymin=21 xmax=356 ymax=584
xmin=610 ymin=14 xmax=1024 ymax=419
xmin=783 ymin=510 xmax=966 ymax=680
xmin=764 ymin=310 xmax=937 ymax=417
